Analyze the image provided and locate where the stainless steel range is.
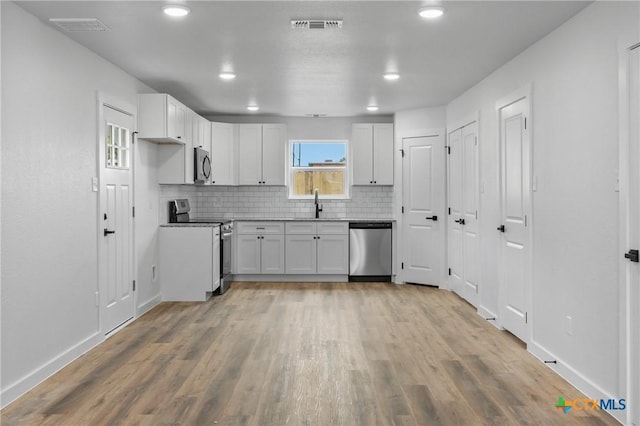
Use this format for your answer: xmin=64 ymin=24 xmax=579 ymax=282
xmin=169 ymin=199 xmax=233 ymax=294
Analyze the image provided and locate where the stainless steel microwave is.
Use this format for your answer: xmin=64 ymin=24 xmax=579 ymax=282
xmin=194 ymin=147 xmax=211 ymax=184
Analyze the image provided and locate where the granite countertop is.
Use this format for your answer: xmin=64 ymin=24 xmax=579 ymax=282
xmin=232 ymin=218 xmax=396 ymax=222
xmin=160 ymin=223 xmax=221 ymax=228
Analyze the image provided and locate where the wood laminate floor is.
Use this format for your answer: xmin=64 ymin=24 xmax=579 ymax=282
xmin=1 ymin=282 xmax=618 ymax=425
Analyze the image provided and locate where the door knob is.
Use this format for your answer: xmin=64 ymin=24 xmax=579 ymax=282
xmin=103 ymin=228 xmax=115 ymax=236
xmin=624 ymin=249 xmax=639 ymax=263
xmin=497 ymin=225 xmax=505 ymax=232
xmin=425 ymin=216 xmax=438 ymax=221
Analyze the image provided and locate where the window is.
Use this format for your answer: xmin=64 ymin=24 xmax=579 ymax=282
xmin=106 ymin=123 xmax=130 ymax=169
xmin=289 ymin=141 xmax=348 ymax=199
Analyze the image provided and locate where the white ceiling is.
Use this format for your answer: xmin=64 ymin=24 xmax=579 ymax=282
xmin=17 ymin=1 xmax=590 ymax=117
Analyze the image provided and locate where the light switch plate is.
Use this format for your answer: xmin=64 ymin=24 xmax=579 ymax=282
xmin=91 ymin=176 xmax=99 ymax=192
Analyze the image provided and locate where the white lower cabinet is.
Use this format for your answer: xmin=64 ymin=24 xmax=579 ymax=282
xmin=159 ymin=226 xmax=220 ymax=301
xmin=285 ymin=235 xmax=317 ymax=274
xmin=285 ymin=221 xmax=349 ymax=275
xmin=316 ymin=234 xmax=349 ymax=274
xmin=235 ymin=222 xmax=285 ymax=274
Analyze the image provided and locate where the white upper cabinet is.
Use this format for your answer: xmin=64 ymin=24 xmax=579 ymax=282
xmin=351 ymin=123 xmax=394 ymax=185
xmin=262 ymin=124 xmax=286 ymax=185
xmin=238 ymin=124 xmax=263 ymax=185
xmin=210 ymin=122 xmax=237 ymax=185
xmin=138 ymin=94 xmax=188 ymax=144
xmin=238 ymin=123 xmax=286 ymax=186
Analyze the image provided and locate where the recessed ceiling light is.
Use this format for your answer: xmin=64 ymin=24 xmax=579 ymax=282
xmin=367 ymin=105 xmax=379 ymax=112
xmin=247 ymin=105 xmax=260 ymax=112
xmin=418 ymin=6 xmax=445 ymax=19
xmin=383 ymin=73 xmax=400 ymax=81
xmin=219 ymin=72 xmax=236 ymax=80
xmin=162 ymin=5 xmax=190 ymax=17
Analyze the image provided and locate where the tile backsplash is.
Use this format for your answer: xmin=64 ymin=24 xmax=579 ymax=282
xmin=159 ymin=185 xmax=394 ymax=223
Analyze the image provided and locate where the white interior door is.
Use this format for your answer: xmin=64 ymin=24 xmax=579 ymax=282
xmin=462 ymin=123 xmax=480 ymax=306
xmin=448 ymin=122 xmax=480 ymax=306
xmin=625 ymin=44 xmax=640 ymax=426
xmin=498 ymin=90 xmax=531 ymax=342
xmin=447 ymin=128 xmax=464 ymax=295
xmin=99 ymin=104 xmax=135 ymax=334
xmin=402 ymin=135 xmax=445 ymax=285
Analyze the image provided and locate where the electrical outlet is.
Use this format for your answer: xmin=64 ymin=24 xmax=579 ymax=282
xmin=566 ymin=315 xmax=573 ymax=336
xmin=532 ymin=175 xmax=538 ymax=192
xmin=91 ymin=176 xmax=98 ymax=192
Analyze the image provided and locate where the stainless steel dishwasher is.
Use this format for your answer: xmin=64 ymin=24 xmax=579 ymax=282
xmin=349 ymin=222 xmax=392 ymax=281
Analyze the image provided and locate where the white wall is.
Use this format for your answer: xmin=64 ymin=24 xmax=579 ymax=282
xmin=446 ymin=0 xmax=639 ymax=407
xmin=1 ymin=2 xmax=158 ymax=406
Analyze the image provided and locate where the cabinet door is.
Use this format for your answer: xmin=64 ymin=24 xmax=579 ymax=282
xmin=317 ymin=234 xmax=349 ymax=274
xmin=212 ymin=227 xmax=221 ymax=291
xmin=167 ymin=95 xmax=187 ymax=142
xmin=351 ymin=124 xmax=374 ymax=185
xmin=261 ymin=235 xmax=285 ymax=274
xmin=262 ymin=124 xmax=286 ymax=185
xmin=238 ymin=124 xmax=263 ymax=185
xmin=184 ymin=110 xmax=196 ymax=184
xmin=236 ymin=234 xmax=261 ymax=274
xmin=211 ymin=122 xmax=236 ymax=185
xmin=373 ymin=123 xmax=394 ymax=185
xmin=285 ymin=235 xmax=316 ymax=274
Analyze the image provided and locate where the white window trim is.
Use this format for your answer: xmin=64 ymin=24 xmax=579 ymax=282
xmin=288 ymin=139 xmax=350 ymax=200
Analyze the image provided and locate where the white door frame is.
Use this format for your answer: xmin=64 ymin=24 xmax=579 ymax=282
xmin=618 ymin=40 xmax=640 ymax=426
xmin=394 ymin=128 xmax=446 ymax=285
xmin=96 ymin=92 xmax=137 ymax=335
xmin=496 ymin=84 xmax=533 ymax=341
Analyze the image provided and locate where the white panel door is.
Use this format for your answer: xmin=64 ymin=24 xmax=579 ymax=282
xmin=447 ymin=128 xmax=464 ymax=295
xmin=211 ymin=122 xmax=236 ymax=185
xmin=238 ymin=124 xmax=263 ymax=185
xmin=462 ymin=123 xmax=480 ymax=306
xmin=498 ymin=93 xmax=531 ymax=342
xmin=262 ymin=124 xmax=286 ymax=185
xmin=624 ymin=45 xmax=640 ymax=426
xmin=100 ymin=104 xmax=135 ymax=334
xmin=402 ymin=135 xmax=445 ymax=285
xmin=352 ymin=124 xmax=374 ymax=184
xmin=373 ymin=123 xmax=394 ymax=185
xmin=285 ymin=235 xmax=316 ymax=274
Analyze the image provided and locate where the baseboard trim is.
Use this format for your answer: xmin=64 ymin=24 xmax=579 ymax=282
xmin=528 ymin=340 xmax=625 ymax=424
xmin=137 ymin=294 xmax=162 ymax=316
xmin=477 ymin=305 xmax=501 ymax=330
xmin=1 ymin=332 xmax=104 ymax=409
xmin=233 ymin=274 xmax=348 ymax=282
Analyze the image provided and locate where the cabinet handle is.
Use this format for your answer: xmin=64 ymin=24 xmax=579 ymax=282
xmin=374 ymin=181 xmax=377 ymax=184
xmin=177 ymin=136 xmax=181 ymax=139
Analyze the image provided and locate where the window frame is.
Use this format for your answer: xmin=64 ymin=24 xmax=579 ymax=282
xmin=287 ymin=139 xmax=350 ymax=200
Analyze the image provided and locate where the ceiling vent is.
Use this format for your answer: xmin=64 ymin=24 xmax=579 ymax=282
xmin=49 ymin=18 xmax=111 ymax=32
xmin=291 ymin=20 xmax=343 ymax=30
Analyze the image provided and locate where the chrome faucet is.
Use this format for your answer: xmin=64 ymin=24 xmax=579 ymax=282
xmin=314 ymin=188 xmax=323 ymax=219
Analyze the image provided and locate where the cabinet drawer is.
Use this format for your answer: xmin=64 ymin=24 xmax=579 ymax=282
xmin=236 ymin=221 xmax=284 ymax=234
xmin=285 ymin=221 xmax=316 ymax=235
xmin=317 ymin=221 xmax=348 ymax=235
